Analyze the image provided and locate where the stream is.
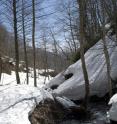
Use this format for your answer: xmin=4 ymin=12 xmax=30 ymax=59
xmin=60 ymin=101 xmax=110 ymax=124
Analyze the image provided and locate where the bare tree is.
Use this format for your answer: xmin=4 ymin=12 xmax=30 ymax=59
xmin=32 ymin=0 xmax=37 ymax=87
xmin=101 ymin=0 xmax=112 ymax=97
xmin=13 ymin=0 xmax=20 ymax=84
xmin=42 ymin=32 xmax=50 ymax=83
xmin=21 ymin=0 xmax=29 ymax=84
xmin=77 ymin=0 xmax=90 ymax=109
xmin=49 ymin=29 xmax=58 ymax=72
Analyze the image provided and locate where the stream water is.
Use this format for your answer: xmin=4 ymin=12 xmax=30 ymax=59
xmin=60 ymin=101 xmax=110 ymax=124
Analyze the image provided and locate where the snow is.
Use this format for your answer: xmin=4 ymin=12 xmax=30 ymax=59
xmin=46 ymin=34 xmax=117 ymax=100
xmin=45 ymin=71 xmax=65 ymax=88
xmin=105 ymin=23 xmax=111 ymax=29
xmin=55 ymin=96 xmax=77 ymax=108
xmin=1 ymin=69 xmax=52 ymax=87
xmin=0 ymin=85 xmax=53 ymax=124
xmin=0 ymin=69 xmax=53 ymax=124
xmin=109 ymin=94 xmax=117 ymax=105
xmin=108 ymin=94 xmax=117 ymax=122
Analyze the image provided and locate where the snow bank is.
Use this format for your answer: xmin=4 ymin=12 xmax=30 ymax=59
xmin=0 ymin=85 xmax=53 ymax=124
xmin=47 ymin=35 xmax=117 ymax=100
xmin=108 ymin=94 xmax=117 ymax=122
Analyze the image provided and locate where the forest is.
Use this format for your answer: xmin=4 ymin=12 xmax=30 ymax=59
xmin=0 ymin=0 xmax=117 ymax=124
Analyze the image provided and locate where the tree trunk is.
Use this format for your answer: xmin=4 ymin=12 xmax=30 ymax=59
xmin=77 ymin=0 xmax=90 ymax=109
xmin=50 ymin=29 xmax=58 ymax=72
xmin=22 ymin=0 xmax=29 ymax=85
xmin=0 ymin=56 xmax=2 ymax=81
xmin=13 ymin=0 xmax=20 ymax=84
xmin=101 ymin=0 xmax=112 ymax=97
xmin=102 ymin=36 xmax=112 ymax=97
xmin=32 ymin=0 xmax=37 ymax=87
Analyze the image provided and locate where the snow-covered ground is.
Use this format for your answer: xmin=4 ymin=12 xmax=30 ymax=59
xmin=0 ymin=69 xmax=52 ymax=87
xmin=46 ymin=34 xmax=117 ymax=100
xmin=0 ymin=85 xmax=53 ymax=124
xmin=0 ymin=69 xmax=53 ymax=124
xmin=108 ymin=93 xmax=117 ymax=122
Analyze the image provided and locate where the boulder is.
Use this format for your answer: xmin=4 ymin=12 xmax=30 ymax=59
xmin=46 ymin=34 xmax=117 ymax=100
xmin=29 ymin=98 xmax=65 ymax=124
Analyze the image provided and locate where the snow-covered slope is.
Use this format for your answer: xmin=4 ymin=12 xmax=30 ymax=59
xmin=0 ymin=85 xmax=53 ymax=124
xmin=46 ymin=34 xmax=117 ymax=100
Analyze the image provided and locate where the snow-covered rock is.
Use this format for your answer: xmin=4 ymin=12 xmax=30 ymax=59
xmin=105 ymin=23 xmax=111 ymax=29
xmin=109 ymin=94 xmax=117 ymax=105
xmin=46 ymin=71 xmax=65 ymax=89
xmin=55 ymin=96 xmax=77 ymax=108
xmin=108 ymin=94 xmax=117 ymax=122
xmin=46 ymin=34 xmax=117 ymax=100
xmin=0 ymin=85 xmax=53 ymax=124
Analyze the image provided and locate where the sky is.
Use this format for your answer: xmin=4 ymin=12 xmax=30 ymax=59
xmin=0 ymin=0 xmax=58 ymax=31
xmin=0 ymin=0 xmax=68 ymax=49
xmin=35 ymin=0 xmax=64 ymax=46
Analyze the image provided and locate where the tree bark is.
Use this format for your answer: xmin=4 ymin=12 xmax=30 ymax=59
xmin=101 ymin=0 xmax=112 ymax=97
xmin=77 ymin=0 xmax=90 ymax=109
xmin=22 ymin=0 xmax=29 ymax=85
xmin=32 ymin=0 xmax=37 ymax=87
xmin=102 ymin=36 xmax=112 ymax=97
xmin=13 ymin=0 xmax=20 ymax=84
xmin=0 ymin=56 xmax=2 ymax=81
